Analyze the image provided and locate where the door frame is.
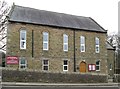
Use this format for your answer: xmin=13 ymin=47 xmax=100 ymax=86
xmin=79 ymin=61 xmax=86 ymax=73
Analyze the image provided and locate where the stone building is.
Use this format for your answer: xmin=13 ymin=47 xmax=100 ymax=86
xmin=6 ymin=5 xmax=108 ymax=74
xmin=106 ymin=42 xmax=115 ymax=76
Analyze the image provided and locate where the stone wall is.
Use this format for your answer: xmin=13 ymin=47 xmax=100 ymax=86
xmin=2 ymin=69 xmax=108 ymax=83
xmin=6 ymin=22 xmax=108 ymax=74
xmin=107 ymin=49 xmax=115 ymax=76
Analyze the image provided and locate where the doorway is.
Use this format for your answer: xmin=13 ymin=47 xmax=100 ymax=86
xmin=80 ymin=61 xmax=86 ymax=73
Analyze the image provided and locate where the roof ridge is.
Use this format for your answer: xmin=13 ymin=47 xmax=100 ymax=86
xmin=14 ymin=5 xmax=88 ymax=19
xmin=9 ymin=5 xmax=107 ymax=33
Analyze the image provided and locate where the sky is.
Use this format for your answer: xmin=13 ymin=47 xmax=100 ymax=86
xmin=3 ymin=0 xmax=119 ymax=35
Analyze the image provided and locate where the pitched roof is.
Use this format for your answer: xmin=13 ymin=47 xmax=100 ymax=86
xmin=8 ymin=5 xmax=107 ymax=33
xmin=106 ymin=42 xmax=115 ymax=50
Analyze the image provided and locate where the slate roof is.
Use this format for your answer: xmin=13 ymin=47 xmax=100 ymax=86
xmin=8 ymin=5 xmax=107 ymax=33
xmin=106 ymin=42 xmax=115 ymax=50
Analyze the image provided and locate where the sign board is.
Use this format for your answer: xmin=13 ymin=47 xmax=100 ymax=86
xmin=88 ymin=64 xmax=96 ymax=71
xmin=6 ymin=56 xmax=19 ymax=64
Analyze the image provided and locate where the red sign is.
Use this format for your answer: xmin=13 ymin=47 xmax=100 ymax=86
xmin=6 ymin=56 xmax=19 ymax=64
xmin=88 ymin=64 xmax=96 ymax=71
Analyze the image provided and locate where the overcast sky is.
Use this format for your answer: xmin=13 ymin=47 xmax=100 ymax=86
xmin=3 ymin=0 xmax=119 ymax=35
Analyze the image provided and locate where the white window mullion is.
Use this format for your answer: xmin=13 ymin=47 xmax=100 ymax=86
xmin=96 ymin=61 xmax=100 ymax=71
xmin=96 ymin=45 xmax=99 ymax=53
xmin=19 ymin=58 xmax=27 ymax=69
xmin=64 ymin=43 xmax=68 ymax=51
xmin=43 ymin=41 xmax=48 ymax=50
xmin=42 ymin=60 xmax=49 ymax=71
xmin=63 ymin=60 xmax=68 ymax=71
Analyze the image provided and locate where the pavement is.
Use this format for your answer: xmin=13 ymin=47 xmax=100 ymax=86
xmin=1 ymin=82 xmax=119 ymax=87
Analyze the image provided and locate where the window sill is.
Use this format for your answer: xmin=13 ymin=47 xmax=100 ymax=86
xmin=43 ymin=49 xmax=49 ymax=51
xmin=96 ymin=70 xmax=100 ymax=72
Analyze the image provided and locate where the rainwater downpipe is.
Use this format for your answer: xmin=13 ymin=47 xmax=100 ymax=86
xmin=74 ymin=29 xmax=76 ymax=72
xmin=32 ymin=30 xmax=34 ymax=58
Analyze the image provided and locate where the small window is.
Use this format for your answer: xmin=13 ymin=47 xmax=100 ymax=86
xmin=63 ymin=34 xmax=68 ymax=51
xmin=96 ymin=61 xmax=100 ymax=71
xmin=95 ymin=37 xmax=100 ymax=53
xmin=63 ymin=60 xmax=68 ymax=71
xmin=19 ymin=57 xmax=27 ymax=69
xmin=110 ymin=64 xmax=112 ymax=70
xmin=80 ymin=36 xmax=85 ymax=52
xmin=42 ymin=60 xmax=49 ymax=71
xmin=43 ymin=32 xmax=49 ymax=50
xmin=20 ymin=30 xmax=26 ymax=49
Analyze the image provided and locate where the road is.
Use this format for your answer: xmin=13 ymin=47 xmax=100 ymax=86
xmin=2 ymin=86 xmax=119 ymax=89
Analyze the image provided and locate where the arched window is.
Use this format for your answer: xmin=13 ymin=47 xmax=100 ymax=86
xmin=20 ymin=29 xmax=27 ymax=49
xmin=80 ymin=36 xmax=85 ymax=52
xmin=63 ymin=34 xmax=68 ymax=51
xmin=95 ymin=37 xmax=100 ymax=53
xmin=43 ymin=32 xmax=49 ymax=50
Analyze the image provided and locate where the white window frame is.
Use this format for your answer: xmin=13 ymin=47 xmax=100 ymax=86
xmin=95 ymin=37 xmax=100 ymax=53
xmin=19 ymin=58 xmax=27 ymax=69
xmin=96 ymin=61 xmax=100 ymax=71
xmin=80 ymin=36 xmax=85 ymax=52
xmin=42 ymin=60 xmax=49 ymax=71
xmin=63 ymin=34 xmax=68 ymax=51
xmin=43 ymin=32 xmax=49 ymax=50
xmin=63 ymin=60 xmax=68 ymax=71
xmin=20 ymin=30 xmax=27 ymax=49
xmin=110 ymin=64 xmax=112 ymax=70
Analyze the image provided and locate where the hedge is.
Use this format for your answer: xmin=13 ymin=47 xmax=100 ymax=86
xmin=2 ymin=69 xmax=108 ymax=83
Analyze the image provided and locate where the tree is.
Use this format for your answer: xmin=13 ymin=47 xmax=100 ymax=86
xmin=0 ymin=1 xmax=11 ymax=52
